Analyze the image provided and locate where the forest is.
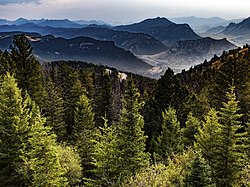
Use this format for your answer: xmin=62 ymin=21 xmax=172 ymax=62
xmin=0 ymin=33 xmax=250 ymax=187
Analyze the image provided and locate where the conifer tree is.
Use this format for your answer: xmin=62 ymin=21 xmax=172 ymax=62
xmin=72 ymin=93 xmax=96 ymax=181
xmin=44 ymin=78 xmax=67 ymax=142
xmin=184 ymin=152 xmax=215 ymax=187
xmin=116 ymin=79 xmax=150 ymax=178
xmin=65 ymin=78 xmax=86 ymax=135
xmin=10 ymin=34 xmax=45 ymax=108
xmin=157 ymin=107 xmax=183 ymax=163
xmin=183 ymin=112 xmax=201 ymax=148
xmin=21 ymin=96 xmax=67 ymax=186
xmin=0 ymin=74 xmax=67 ymax=186
xmin=94 ymin=70 xmax=113 ymax=127
xmin=91 ymin=118 xmax=119 ymax=186
xmin=195 ymin=108 xmax=220 ymax=169
xmin=0 ymin=73 xmax=29 ymax=186
xmin=215 ymin=86 xmax=248 ymax=186
xmin=143 ymin=68 xmax=189 ymax=153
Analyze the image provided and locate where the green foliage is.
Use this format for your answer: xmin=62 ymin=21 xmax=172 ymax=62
xmin=184 ymin=151 xmax=215 ymax=187
xmin=10 ymin=34 xmax=45 ymax=108
xmin=44 ymin=78 xmax=67 ymax=142
xmin=65 ymin=78 xmax=86 ymax=135
xmin=116 ymin=79 xmax=150 ymax=177
xmin=123 ymin=149 xmax=196 ymax=187
xmin=157 ymin=108 xmax=183 ymax=164
xmin=183 ymin=112 xmax=201 ymax=148
xmin=143 ymin=68 xmax=189 ymax=154
xmin=94 ymin=70 xmax=113 ymax=127
xmin=195 ymin=108 xmax=220 ymax=168
xmin=215 ymin=86 xmax=248 ymax=186
xmin=0 ymin=73 xmax=29 ymax=186
xmin=57 ymin=144 xmax=82 ymax=186
xmin=0 ymin=73 xmax=67 ymax=186
xmin=72 ymin=93 xmax=96 ymax=181
xmin=196 ymin=87 xmax=248 ymax=186
xmin=90 ymin=118 xmax=119 ymax=186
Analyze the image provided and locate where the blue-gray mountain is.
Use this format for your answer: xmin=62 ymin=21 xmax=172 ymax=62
xmin=222 ymin=16 xmax=250 ymax=36
xmin=0 ymin=23 xmax=167 ymax=55
xmin=114 ymin=17 xmax=201 ymax=46
xmin=0 ymin=32 xmax=152 ymax=74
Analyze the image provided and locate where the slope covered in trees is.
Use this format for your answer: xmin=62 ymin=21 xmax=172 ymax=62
xmin=0 ymin=34 xmax=250 ymax=186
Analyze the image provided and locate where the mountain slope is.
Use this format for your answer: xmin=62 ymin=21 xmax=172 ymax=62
xmin=114 ymin=17 xmax=201 ymax=46
xmin=0 ymin=33 xmax=152 ymax=74
xmin=0 ymin=24 xmax=167 ymax=55
xmin=222 ymin=17 xmax=250 ymax=36
xmin=139 ymin=37 xmax=235 ymax=72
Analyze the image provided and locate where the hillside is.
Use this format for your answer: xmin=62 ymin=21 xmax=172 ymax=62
xmin=0 ymin=24 xmax=167 ymax=55
xmin=114 ymin=17 xmax=201 ymax=46
xmin=139 ymin=37 xmax=235 ymax=72
xmin=222 ymin=17 xmax=250 ymax=36
xmin=0 ymin=33 xmax=152 ymax=74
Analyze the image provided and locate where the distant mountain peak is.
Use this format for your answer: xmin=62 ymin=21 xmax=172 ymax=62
xmin=222 ymin=16 xmax=250 ymax=35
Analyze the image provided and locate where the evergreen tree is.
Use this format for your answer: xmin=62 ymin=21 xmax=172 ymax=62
xmin=94 ymin=70 xmax=113 ymax=127
xmin=10 ymin=34 xmax=45 ymax=108
xmin=0 ymin=73 xmax=67 ymax=186
xmin=215 ymin=86 xmax=248 ymax=186
xmin=0 ymin=73 xmax=29 ymax=186
xmin=72 ymin=93 xmax=96 ymax=181
xmin=0 ymin=50 xmax=15 ymax=74
xmin=183 ymin=112 xmax=201 ymax=148
xmin=157 ymin=107 xmax=183 ymax=163
xmin=116 ymin=79 xmax=150 ymax=178
xmin=21 ymin=96 xmax=67 ymax=186
xmin=65 ymin=78 xmax=86 ymax=135
xmin=143 ymin=68 xmax=189 ymax=153
xmin=91 ymin=118 xmax=119 ymax=186
xmin=184 ymin=152 xmax=215 ymax=187
xmin=195 ymin=108 xmax=220 ymax=169
xmin=44 ymin=78 xmax=67 ymax=142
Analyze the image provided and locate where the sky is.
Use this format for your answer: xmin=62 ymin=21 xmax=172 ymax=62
xmin=0 ymin=0 xmax=249 ymax=24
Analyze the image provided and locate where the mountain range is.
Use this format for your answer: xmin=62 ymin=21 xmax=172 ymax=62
xmin=0 ymin=32 xmax=152 ymax=74
xmin=115 ymin=17 xmax=201 ymax=46
xmin=139 ymin=37 xmax=235 ymax=72
xmin=170 ymin=16 xmax=244 ymax=33
xmin=0 ymin=16 xmax=248 ymax=78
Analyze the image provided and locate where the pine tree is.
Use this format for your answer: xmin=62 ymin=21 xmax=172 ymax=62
xmin=21 ymin=96 xmax=68 ymax=186
xmin=94 ymin=70 xmax=113 ymax=127
xmin=183 ymin=112 xmax=201 ymax=148
xmin=0 ymin=73 xmax=29 ymax=186
xmin=65 ymin=78 xmax=86 ymax=135
xmin=44 ymin=78 xmax=67 ymax=142
xmin=0 ymin=73 xmax=67 ymax=186
xmin=184 ymin=152 xmax=215 ymax=187
xmin=90 ymin=118 xmax=119 ymax=186
xmin=215 ymin=86 xmax=248 ymax=186
xmin=0 ymin=50 xmax=15 ymax=74
xmin=157 ymin=107 xmax=183 ymax=163
xmin=116 ymin=79 xmax=150 ymax=178
xmin=143 ymin=68 xmax=189 ymax=153
xmin=10 ymin=34 xmax=45 ymax=108
xmin=72 ymin=93 xmax=96 ymax=181
xmin=195 ymin=108 xmax=220 ymax=170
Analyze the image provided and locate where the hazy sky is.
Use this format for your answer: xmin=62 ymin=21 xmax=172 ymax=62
xmin=0 ymin=0 xmax=249 ymax=24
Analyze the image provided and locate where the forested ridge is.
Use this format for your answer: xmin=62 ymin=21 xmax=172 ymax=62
xmin=0 ymin=34 xmax=250 ymax=186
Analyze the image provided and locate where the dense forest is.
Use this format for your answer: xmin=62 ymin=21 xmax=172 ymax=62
xmin=0 ymin=34 xmax=250 ymax=186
